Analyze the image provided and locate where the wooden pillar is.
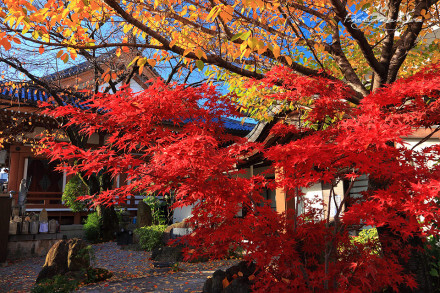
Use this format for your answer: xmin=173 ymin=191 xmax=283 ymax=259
xmin=275 ymin=187 xmax=286 ymax=213
xmin=8 ymin=146 xmax=20 ymax=193
xmin=74 ymin=212 xmax=81 ymax=224
xmin=275 ymin=167 xmax=297 ymax=221
xmin=275 ymin=167 xmax=292 ymax=214
xmin=8 ymin=144 xmax=32 ymax=205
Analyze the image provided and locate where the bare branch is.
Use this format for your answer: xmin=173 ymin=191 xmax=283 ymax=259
xmin=330 ymin=0 xmax=386 ymax=77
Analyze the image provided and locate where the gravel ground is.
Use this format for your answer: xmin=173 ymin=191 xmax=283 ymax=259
xmin=0 ymin=242 xmax=238 ymax=293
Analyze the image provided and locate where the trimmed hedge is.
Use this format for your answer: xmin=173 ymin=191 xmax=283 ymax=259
xmin=83 ymin=212 xmax=101 ymax=243
xmin=62 ymin=175 xmax=88 ymax=212
xmin=134 ymin=225 xmax=167 ymax=251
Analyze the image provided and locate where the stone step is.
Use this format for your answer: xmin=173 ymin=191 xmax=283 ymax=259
xmin=60 ymin=224 xmax=83 ymax=231
xmin=9 ymin=233 xmax=64 ymax=242
xmin=59 ymin=224 xmax=85 ymax=239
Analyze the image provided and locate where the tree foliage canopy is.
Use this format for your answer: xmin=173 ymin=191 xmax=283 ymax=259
xmin=2 ymin=0 xmax=440 ymax=291
xmin=1 ymin=0 xmax=439 ymax=111
xmin=39 ymin=63 xmax=440 ymax=291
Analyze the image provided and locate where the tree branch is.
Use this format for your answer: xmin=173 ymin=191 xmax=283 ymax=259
xmin=330 ymin=0 xmax=385 ymax=77
xmin=387 ymin=0 xmax=439 ymax=83
xmin=103 ymin=0 xmax=265 ymax=80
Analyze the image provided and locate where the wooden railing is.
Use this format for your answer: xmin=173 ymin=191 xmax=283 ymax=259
xmin=121 ymin=195 xmax=144 ymax=209
xmin=26 ymin=191 xmax=64 ymax=209
xmin=24 ymin=192 xmax=143 ymax=210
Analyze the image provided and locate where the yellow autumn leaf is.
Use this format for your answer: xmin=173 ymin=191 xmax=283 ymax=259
xmin=195 ymin=48 xmax=204 ymax=59
xmin=183 ymin=48 xmax=192 ymax=57
xmin=273 ymin=44 xmax=280 ymax=59
xmin=147 ymin=59 xmax=156 ymax=67
xmin=138 ymin=64 xmax=144 ymax=75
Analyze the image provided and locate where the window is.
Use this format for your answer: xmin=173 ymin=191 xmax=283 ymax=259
xmin=260 ymin=188 xmax=277 ymax=211
xmin=26 ymin=158 xmax=63 ymax=193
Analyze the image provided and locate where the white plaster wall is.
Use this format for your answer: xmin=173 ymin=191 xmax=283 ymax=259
xmin=402 ymin=138 xmax=440 ymax=151
xmin=302 ymin=183 xmax=324 ymax=217
xmin=401 ymin=137 xmax=440 ymax=168
xmin=173 ymin=205 xmax=193 ymax=223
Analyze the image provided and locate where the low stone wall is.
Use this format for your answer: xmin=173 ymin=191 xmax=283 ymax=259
xmin=60 ymin=224 xmax=85 ymax=239
xmin=7 ymin=234 xmax=64 ymax=260
xmin=5 ymin=225 xmax=85 ymax=260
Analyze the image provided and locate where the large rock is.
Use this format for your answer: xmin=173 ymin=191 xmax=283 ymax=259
xmin=236 ymin=261 xmax=257 ymax=279
xmin=212 ymin=270 xmax=226 ymax=293
xmin=203 ymin=277 xmax=214 ymax=293
xmin=137 ymin=201 xmax=152 ymax=228
xmin=223 ymin=277 xmax=250 ymax=293
xmin=67 ymin=239 xmax=90 ymax=271
xmin=202 ymin=261 xmax=257 ymax=293
xmin=162 ymin=219 xmax=190 ymax=244
xmin=151 ymin=245 xmax=183 ymax=263
xmin=36 ymin=238 xmax=90 ymax=282
xmin=36 ymin=240 xmax=69 ymax=282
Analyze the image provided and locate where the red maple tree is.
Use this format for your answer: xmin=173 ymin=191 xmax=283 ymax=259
xmin=39 ymin=64 xmax=440 ymax=292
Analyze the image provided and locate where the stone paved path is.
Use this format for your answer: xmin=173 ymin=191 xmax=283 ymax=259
xmin=0 ymin=242 xmax=238 ymax=293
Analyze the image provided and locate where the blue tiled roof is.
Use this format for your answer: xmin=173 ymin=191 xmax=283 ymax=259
xmin=0 ymin=84 xmax=51 ymax=105
xmin=0 ymin=83 xmax=256 ymax=133
xmin=220 ymin=117 xmax=256 ymax=132
xmin=0 ymin=83 xmax=88 ymax=109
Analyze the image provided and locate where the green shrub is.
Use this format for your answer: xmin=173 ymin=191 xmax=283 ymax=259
xmin=134 ymin=225 xmax=167 ymax=251
xmin=31 ymin=268 xmax=112 ymax=293
xmin=83 ymin=267 xmax=113 ymax=284
xmin=346 ymin=227 xmax=381 ymax=255
xmin=144 ymin=196 xmax=166 ymax=225
xmin=357 ymin=227 xmax=378 ymax=241
xmin=115 ymin=207 xmax=125 ymax=223
xmin=62 ymin=175 xmax=89 ymax=212
xmin=83 ymin=212 xmax=101 ymax=243
xmin=426 ymin=236 xmax=440 ymax=291
xmin=31 ymin=275 xmax=78 ymax=293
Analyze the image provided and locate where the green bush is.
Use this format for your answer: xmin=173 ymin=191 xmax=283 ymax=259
xmin=144 ymin=196 xmax=166 ymax=225
xmin=83 ymin=267 xmax=113 ymax=284
xmin=83 ymin=212 xmax=101 ymax=243
xmin=346 ymin=227 xmax=381 ymax=255
xmin=31 ymin=268 xmax=112 ymax=293
xmin=134 ymin=225 xmax=167 ymax=251
xmin=357 ymin=227 xmax=378 ymax=241
xmin=31 ymin=275 xmax=78 ymax=293
xmin=426 ymin=236 xmax=440 ymax=291
xmin=62 ymin=175 xmax=88 ymax=212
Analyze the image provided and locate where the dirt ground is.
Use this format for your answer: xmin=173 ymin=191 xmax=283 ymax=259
xmin=0 ymin=242 xmax=238 ymax=293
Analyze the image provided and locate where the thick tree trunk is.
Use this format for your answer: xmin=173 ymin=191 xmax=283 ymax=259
xmin=97 ymin=172 xmax=119 ymax=241
xmin=96 ymin=204 xmax=119 ymax=241
xmin=85 ymin=172 xmax=119 ymax=242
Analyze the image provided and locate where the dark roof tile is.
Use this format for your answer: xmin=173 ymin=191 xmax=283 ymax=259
xmin=0 ymin=84 xmax=256 ymax=133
